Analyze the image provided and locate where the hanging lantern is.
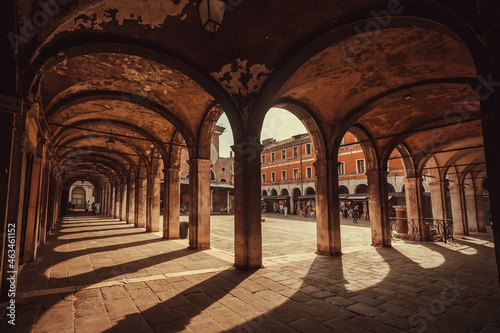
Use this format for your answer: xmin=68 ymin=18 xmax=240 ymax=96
xmin=106 ymin=137 xmax=115 ymax=151
xmin=197 ymin=0 xmax=226 ymax=37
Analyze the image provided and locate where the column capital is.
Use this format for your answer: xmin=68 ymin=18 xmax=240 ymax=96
xmin=404 ymin=177 xmax=423 ymax=188
xmin=313 ymin=159 xmax=340 ymax=172
xmin=231 ymin=141 xmax=264 ymax=154
xmin=163 ymin=167 xmax=180 ymax=173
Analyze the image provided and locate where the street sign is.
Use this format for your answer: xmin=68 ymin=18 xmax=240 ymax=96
xmin=0 ymin=94 xmax=23 ymax=114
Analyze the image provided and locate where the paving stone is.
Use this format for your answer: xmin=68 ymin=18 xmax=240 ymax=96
xmin=74 ymin=313 xmax=112 ymax=332
xmin=349 ymin=316 xmax=402 ymax=333
xmin=128 ymin=287 xmax=160 ymax=305
xmin=350 ymin=294 xmax=383 ymax=307
xmin=110 ymin=313 xmax=154 ymax=333
xmin=100 ymin=285 xmax=130 ymax=300
xmin=347 ymin=302 xmax=383 ymax=318
xmin=374 ymin=311 xmax=412 ymax=331
xmin=323 ymin=318 xmax=370 ymax=332
xmin=75 ymin=288 xmax=101 ymax=299
xmin=204 ymin=302 xmax=246 ymax=330
xmin=151 ymin=319 xmax=189 ymax=333
xmin=145 ymin=279 xmax=172 ymax=293
xmin=138 ymin=302 xmax=179 ymax=326
xmin=325 ymin=296 xmax=356 ymax=307
xmin=34 ymin=306 xmax=74 ymax=331
xmin=74 ymin=295 xmax=106 ymax=318
xmin=289 ymin=318 xmax=332 ymax=333
xmin=104 ymin=297 xmax=139 ymax=320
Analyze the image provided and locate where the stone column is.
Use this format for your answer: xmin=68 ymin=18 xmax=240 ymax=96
xmin=0 ymin=110 xmax=27 ymax=301
xmin=102 ymin=185 xmax=106 ymax=215
xmin=404 ymin=177 xmax=426 ymax=240
xmin=162 ymin=168 xmax=180 ymax=239
xmin=23 ymin=154 xmax=43 ymax=262
xmin=394 ymin=206 xmax=408 ymax=235
xmin=105 ymin=185 xmax=110 ymax=216
xmin=120 ymin=183 xmax=127 ymax=221
xmin=449 ymin=185 xmax=467 ymax=235
xmin=127 ymin=181 xmax=135 ymax=224
xmin=314 ymin=159 xmax=341 ymax=256
xmin=404 ymin=177 xmax=424 ymax=221
xmin=38 ymin=160 xmax=51 ymax=245
xmin=110 ymin=185 xmax=115 ymax=218
xmin=465 ymin=187 xmax=478 ymax=232
xmin=188 ymin=159 xmax=211 ymax=250
xmin=232 ymin=143 xmax=262 ymax=267
xmin=474 ymin=188 xmax=487 ymax=232
xmin=366 ymin=169 xmax=391 ymax=247
xmin=429 ymin=181 xmax=447 ymax=220
xmin=135 ymin=178 xmax=147 ymax=228
xmin=115 ymin=183 xmax=121 ymax=220
xmin=477 ymin=2 xmax=500 ymax=286
xmin=226 ymin=190 xmax=230 ymax=212
xmin=146 ymin=174 xmax=160 ymax=232
xmin=210 ymin=189 xmax=214 ymax=213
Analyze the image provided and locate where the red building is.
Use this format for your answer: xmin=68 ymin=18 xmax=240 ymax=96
xmin=260 ymin=134 xmax=316 ymax=215
xmin=261 ymin=132 xmax=432 ymax=217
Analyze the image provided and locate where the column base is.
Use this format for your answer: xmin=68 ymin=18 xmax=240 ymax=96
xmin=233 ymin=263 xmax=262 ymax=271
xmin=163 ymin=236 xmax=180 ymax=240
xmin=315 ymin=250 xmax=342 ymax=257
xmin=371 ymin=243 xmax=392 ymax=248
xmin=188 ymin=245 xmax=211 ymax=251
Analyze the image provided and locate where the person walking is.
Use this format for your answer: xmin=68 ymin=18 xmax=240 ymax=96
xmin=85 ymin=200 xmax=91 ymax=215
xmin=284 ymin=206 xmax=288 ymax=217
xmin=94 ymin=202 xmax=100 ymax=216
xmin=353 ymin=205 xmax=359 ymax=223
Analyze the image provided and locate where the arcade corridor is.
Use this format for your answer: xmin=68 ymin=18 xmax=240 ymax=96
xmin=2 ymin=1 xmax=500 ymax=331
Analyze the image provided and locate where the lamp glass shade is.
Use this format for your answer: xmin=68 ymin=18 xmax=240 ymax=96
xmin=198 ymin=0 xmax=226 ymax=34
xmin=106 ymin=138 xmax=115 ymax=150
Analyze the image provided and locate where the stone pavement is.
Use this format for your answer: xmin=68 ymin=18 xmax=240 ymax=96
xmin=2 ymin=213 xmax=499 ymax=332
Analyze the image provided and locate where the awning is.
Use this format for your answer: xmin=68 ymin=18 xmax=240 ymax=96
xmin=262 ymin=195 xmax=290 ymax=200
xmin=347 ymin=195 xmax=368 ymax=200
xmin=339 ymin=194 xmax=349 ymax=199
xmin=298 ymin=194 xmax=316 ymax=199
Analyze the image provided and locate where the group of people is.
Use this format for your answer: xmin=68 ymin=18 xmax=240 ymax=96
xmin=341 ymin=203 xmax=361 ymax=223
xmin=85 ymin=201 xmax=100 ymax=215
xmin=295 ymin=200 xmax=316 ymax=218
xmin=275 ymin=204 xmax=288 ymax=216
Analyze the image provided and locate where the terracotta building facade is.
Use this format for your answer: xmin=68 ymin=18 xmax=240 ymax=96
xmin=260 ymin=131 xmax=434 ymax=218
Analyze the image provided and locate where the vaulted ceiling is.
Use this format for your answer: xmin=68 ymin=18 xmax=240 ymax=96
xmin=15 ymin=0 xmax=486 ymax=187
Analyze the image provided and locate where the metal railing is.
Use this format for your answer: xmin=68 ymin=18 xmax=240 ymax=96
xmin=390 ymin=218 xmax=454 ymax=244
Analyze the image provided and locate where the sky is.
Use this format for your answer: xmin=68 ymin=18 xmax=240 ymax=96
xmin=217 ymin=108 xmax=308 ymax=157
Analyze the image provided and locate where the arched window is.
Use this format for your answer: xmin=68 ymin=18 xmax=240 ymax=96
xmin=305 ymin=187 xmax=315 ymax=195
xmin=262 ymin=190 xmax=268 ymax=196
xmin=210 ymin=169 xmax=216 ymax=181
xmin=220 ymin=178 xmax=227 ymax=183
xmin=355 ymin=184 xmax=368 ymax=194
xmin=339 ymin=185 xmax=349 ymax=194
